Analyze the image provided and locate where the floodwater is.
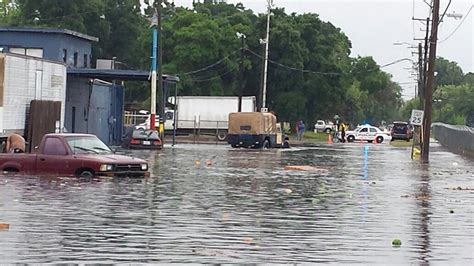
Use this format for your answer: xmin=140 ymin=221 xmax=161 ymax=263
xmin=0 ymin=142 xmax=473 ymax=264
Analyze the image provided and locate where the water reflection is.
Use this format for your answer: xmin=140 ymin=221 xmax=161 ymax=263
xmin=413 ymin=164 xmax=432 ymax=264
xmin=0 ymin=143 xmax=472 ymax=264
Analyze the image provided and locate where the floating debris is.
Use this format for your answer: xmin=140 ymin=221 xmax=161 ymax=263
xmin=243 ymin=237 xmax=253 ymax=244
xmin=0 ymin=223 xmax=10 ymax=230
xmin=445 ymin=187 xmax=474 ymax=191
xmin=284 ymin=165 xmax=328 ymax=172
xmin=392 ymin=239 xmax=402 ymax=247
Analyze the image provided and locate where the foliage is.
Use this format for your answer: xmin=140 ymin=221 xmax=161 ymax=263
xmin=3 ymin=0 xmax=406 ymax=124
xmin=432 ymin=84 xmax=474 ymax=125
xmin=434 ymin=57 xmax=464 ymax=88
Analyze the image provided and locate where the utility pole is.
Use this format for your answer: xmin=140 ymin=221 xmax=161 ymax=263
xmin=418 ymin=43 xmax=423 ymax=102
xmin=421 ymin=17 xmax=430 ymax=104
xmin=258 ymin=39 xmax=266 ymax=111
xmin=237 ymin=32 xmax=246 ymax=112
xmin=261 ymin=0 xmax=272 ymax=110
xmin=421 ymin=0 xmax=440 ymax=163
xmin=150 ymin=10 xmax=158 ymax=131
xmin=157 ymin=1 xmax=165 ymax=142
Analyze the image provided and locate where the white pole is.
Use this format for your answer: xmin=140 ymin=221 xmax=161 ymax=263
xmin=262 ymin=0 xmax=272 ymax=109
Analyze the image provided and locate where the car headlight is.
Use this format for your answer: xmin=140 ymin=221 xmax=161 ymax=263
xmin=141 ymin=163 xmax=148 ymax=171
xmin=99 ymin=164 xmax=114 ymax=171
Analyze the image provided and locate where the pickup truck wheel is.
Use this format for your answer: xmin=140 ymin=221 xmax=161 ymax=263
xmin=3 ymin=168 xmax=19 ymax=174
xmin=324 ymin=128 xmax=332 ymax=134
xmin=376 ymin=136 xmax=384 ymax=143
xmin=347 ymin=135 xmax=355 ymax=142
xmin=77 ymin=169 xmax=95 ymax=178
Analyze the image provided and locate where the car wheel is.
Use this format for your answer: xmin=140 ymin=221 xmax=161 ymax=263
xmin=77 ymin=169 xmax=94 ymax=178
xmin=376 ymin=136 xmax=384 ymax=143
xmin=347 ymin=135 xmax=355 ymax=142
xmin=217 ymin=130 xmax=227 ymax=141
xmin=324 ymin=128 xmax=332 ymax=134
xmin=262 ymin=140 xmax=271 ymax=149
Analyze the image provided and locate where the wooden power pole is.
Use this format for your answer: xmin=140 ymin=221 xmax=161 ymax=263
xmin=421 ymin=0 xmax=440 ymax=163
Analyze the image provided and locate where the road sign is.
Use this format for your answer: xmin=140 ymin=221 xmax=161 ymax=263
xmin=410 ymin=109 xmax=424 ymax=126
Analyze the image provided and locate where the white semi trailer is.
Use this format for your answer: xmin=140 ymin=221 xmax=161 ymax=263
xmin=0 ymin=53 xmax=67 ymax=138
xmin=165 ymin=96 xmax=256 ymax=140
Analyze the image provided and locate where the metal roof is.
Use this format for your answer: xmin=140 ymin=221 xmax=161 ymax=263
xmin=0 ymin=27 xmax=99 ymax=42
xmin=67 ymin=68 xmax=180 ymax=82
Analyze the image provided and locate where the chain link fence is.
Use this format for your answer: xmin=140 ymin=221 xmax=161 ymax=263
xmin=432 ymin=123 xmax=474 ymax=157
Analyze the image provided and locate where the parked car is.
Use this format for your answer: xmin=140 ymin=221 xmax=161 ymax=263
xmin=390 ymin=121 xmax=413 ymax=141
xmin=345 ymin=125 xmax=392 ymax=143
xmin=0 ymin=133 xmax=150 ymax=178
xmin=123 ymin=128 xmax=162 ymax=149
xmin=314 ymin=120 xmax=335 ymax=133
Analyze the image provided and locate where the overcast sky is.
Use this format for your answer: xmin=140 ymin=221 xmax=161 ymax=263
xmin=171 ymin=0 xmax=473 ymax=99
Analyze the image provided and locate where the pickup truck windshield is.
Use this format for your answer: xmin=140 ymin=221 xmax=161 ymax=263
xmin=66 ymin=136 xmax=112 ymax=154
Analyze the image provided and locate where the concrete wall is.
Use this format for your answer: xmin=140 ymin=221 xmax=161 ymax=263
xmin=432 ymin=123 xmax=474 ymax=158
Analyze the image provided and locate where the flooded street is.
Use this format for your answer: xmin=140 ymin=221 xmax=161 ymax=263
xmin=1 ymin=142 xmax=473 ymax=264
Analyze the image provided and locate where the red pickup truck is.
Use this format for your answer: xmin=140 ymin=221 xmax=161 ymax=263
xmin=0 ymin=133 xmax=150 ymax=178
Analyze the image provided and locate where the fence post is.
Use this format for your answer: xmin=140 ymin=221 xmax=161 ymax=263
xmin=216 ymin=121 xmax=219 ymax=144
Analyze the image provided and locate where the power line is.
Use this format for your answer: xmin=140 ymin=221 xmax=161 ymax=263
xmin=186 ymin=69 xmax=236 ymax=82
xmin=181 ymin=49 xmax=240 ymax=75
xmin=438 ymin=0 xmax=452 ymax=24
xmin=247 ymin=47 xmax=419 ymax=77
xmin=439 ymin=4 xmax=473 ymax=43
xmin=246 ymin=48 xmax=341 ymax=76
xmin=184 ymin=67 xmax=238 ymax=83
xmin=27 ymin=6 xmax=121 ymax=22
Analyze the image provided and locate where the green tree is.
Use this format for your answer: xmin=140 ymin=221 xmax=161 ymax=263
xmin=435 ymin=57 xmax=464 ymax=88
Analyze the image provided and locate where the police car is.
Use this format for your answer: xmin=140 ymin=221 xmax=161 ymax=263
xmin=345 ymin=125 xmax=392 ymax=143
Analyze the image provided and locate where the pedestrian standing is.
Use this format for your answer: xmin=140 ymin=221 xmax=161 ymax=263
xmin=295 ymin=120 xmax=300 ymax=139
xmin=297 ymin=120 xmax=305 ymax=141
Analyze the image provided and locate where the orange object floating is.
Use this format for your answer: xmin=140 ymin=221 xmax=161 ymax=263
xmin=284 ymin=165 xmax=328 ymax=172
xmin=0 ymin=223 xmax=10 ymax=230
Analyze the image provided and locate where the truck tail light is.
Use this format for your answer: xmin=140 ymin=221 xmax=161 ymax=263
xmin=130 ymin=139 xmax=140 ymax=145
xmin=153 ymin=141 xmax=161 ymax=146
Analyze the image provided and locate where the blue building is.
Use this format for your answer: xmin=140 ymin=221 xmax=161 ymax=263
xmin=0 ymin=27 xmax=179 ymax=146
xmin=0 ymin=27 xmax=98 ymax=68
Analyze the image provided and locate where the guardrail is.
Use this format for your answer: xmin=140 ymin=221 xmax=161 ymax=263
xmin=432 ymin=122 xmax=474 ymax=157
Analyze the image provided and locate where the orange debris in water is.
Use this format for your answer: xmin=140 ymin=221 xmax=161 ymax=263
xmin=284 ymin=165 xmax=328 ymax=172
xmin=0 ymin=223 xmax=10 ymax=230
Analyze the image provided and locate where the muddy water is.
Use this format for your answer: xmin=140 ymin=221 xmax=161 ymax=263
xmin=0 ymin=142 xmax=472 ymax=264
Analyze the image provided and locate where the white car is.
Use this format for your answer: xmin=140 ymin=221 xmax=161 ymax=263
xmin=345 ymin=125 xmax=392 ymax=143
xmin=314 ymin=120 xmax=335 ymax=133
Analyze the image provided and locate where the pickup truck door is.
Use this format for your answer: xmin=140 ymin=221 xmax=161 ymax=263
xmin=36 ymin=137 xmax=72 ymax=175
